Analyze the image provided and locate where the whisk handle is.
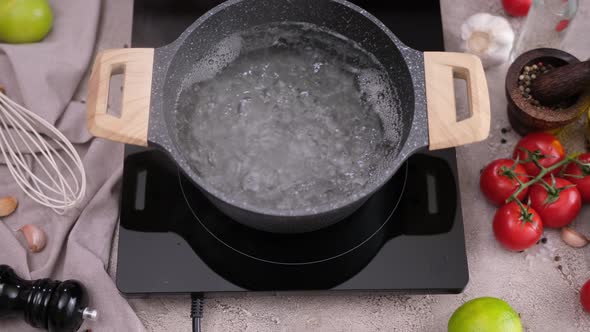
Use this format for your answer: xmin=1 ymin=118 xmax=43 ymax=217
xmin=86 ymin=48 xmax=153 ymax=147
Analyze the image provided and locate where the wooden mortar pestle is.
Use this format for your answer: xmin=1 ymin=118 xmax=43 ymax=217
xmin=531 ymin=59 xmax=590 ymax=104
xmin=506 ymin=48 xmax=590 ymax=136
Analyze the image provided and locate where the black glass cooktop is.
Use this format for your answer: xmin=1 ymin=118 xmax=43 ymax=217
xmin=117 ymin=0 xmax=468 ymax=294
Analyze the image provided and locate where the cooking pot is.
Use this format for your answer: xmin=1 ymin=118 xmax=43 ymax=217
xmin=87 ymin=0 xmax=490 ymax=233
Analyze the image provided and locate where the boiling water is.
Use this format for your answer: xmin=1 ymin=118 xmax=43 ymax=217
xmin=175 ymin=22 xmax=401 ymax=212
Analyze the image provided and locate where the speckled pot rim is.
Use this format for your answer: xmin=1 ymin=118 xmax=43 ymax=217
xmin=146 ymin=0 xmax=430 ymax=219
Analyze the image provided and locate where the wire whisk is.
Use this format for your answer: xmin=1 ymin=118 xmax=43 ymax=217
xmin=0 ymin=91 xmax=86 ymax=214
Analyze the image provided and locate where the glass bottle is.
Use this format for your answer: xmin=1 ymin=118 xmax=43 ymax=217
xmin=510 ymin=0 xmax=579 ymax=61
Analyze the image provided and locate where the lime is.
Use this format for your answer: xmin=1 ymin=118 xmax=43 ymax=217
xmin=448 ymin=297 xmax=522 ymax=332
xmin=0 ymin=0 xmax=53 ymax=44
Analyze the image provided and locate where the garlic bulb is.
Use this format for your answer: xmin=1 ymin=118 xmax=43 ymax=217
xmin=461 ymin=13 xmax=515 ymax=68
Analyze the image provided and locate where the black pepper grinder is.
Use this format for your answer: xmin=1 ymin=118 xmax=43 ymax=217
xmin=0 ymin=265 xmax=97 ymax=332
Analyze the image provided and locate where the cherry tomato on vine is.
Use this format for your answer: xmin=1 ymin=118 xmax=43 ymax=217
xmin=513 ymin=132 xmax=565 ymax=177
xmin=581 ymin=279 xmax=590 ymax=314
xmin=529 ymin=177 xmax=581 ymax=228
xmin=480 ymin=159 xmax=529 ymax=206
xmin=564 ymin=153 xmax=590 ymax=203
xmin=493 ymin=202 xmax=543 ymax=251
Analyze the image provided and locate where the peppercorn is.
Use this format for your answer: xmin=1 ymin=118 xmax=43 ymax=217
xmin=517 ymin=63 xmax=563 ymax=111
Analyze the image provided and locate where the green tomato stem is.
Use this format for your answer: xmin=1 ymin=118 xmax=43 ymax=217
xmin=506 ymin=155 xmax=576 ymax=205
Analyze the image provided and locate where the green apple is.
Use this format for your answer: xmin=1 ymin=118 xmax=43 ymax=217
xmin=0 ymin=0 xmax=54 ymax=43
xmin=448 ymin=297 xmax=522 ymax=332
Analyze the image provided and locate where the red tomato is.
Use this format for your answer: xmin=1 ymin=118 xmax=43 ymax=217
xmin=513 ymin=132 xmax=565 ymax=177
xmin=529 ymin=177 xmax=581 ymax=228
xmin=564 ymin=153 xmax=590 ymax=203
xmin=493 ymin=202 xmax=543 ymax=251
xmin=502 ymin=0 xmax=532 ymax=17
xmin=582 ymin=279 xmax=590 ymax=314
xmin=480 ymin=159 xmax=529 ymax=206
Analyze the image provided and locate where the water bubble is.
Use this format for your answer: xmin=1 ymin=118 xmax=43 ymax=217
xmin=313 ymin=62 xmax=323 ymax=73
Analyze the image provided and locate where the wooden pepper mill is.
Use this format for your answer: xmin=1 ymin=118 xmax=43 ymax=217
xmin=0 ymin=265 xmax=97 ymax=332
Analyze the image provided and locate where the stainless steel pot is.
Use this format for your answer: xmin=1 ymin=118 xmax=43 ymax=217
xmin=87 ymin=0 xmax=490 ymax=233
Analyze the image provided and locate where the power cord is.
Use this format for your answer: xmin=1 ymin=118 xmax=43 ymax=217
xmin=191 ymin=293 xmax=205 ymax=332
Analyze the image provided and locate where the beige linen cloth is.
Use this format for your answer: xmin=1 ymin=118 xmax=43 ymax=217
xmin=0 ymin=1 xmax=145 ymax=331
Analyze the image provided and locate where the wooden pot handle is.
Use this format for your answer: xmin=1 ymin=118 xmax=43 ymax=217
xmin=86 ymin=48 xmax=154 ymax=147
xmin=424 ymin=52 xmax=490 ymax=150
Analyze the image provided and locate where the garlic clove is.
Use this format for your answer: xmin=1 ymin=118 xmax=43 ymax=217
xmin=18 ymin=224 xmax=47 ymax=253
xmin=0 ymin=196 xmax=18 ymax=217
xmin=560 ymin=227 xmax=588 ymax=248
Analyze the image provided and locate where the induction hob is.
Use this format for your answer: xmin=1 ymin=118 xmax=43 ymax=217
xmin=117 ymin=0 xmax=469 ymax=295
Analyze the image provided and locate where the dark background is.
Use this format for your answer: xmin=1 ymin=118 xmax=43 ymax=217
xmin=132 ymin=0 xmax=445 ymax=51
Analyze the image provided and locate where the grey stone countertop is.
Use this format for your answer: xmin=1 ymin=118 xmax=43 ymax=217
xmin=110 ymin=0 xmax=590 ymax=331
